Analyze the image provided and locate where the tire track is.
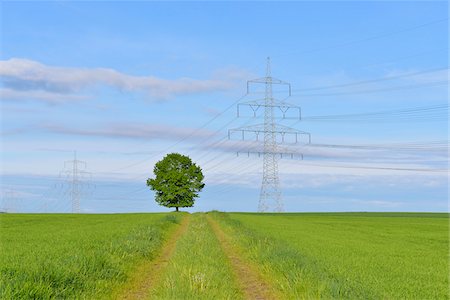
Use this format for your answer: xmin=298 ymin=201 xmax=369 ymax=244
xmin=115 ymin=214 xmax=191 ymax=300
xmin=206 ymin=214 xmax=278 ymax=300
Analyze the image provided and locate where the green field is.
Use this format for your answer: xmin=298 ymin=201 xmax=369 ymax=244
xmin=216 ymin=212 xmax=450 ymax=299
xmin=0 ymin=213 xmax=182 ymax=299
xmin=1 ymin=212 xmax=448 ymax=299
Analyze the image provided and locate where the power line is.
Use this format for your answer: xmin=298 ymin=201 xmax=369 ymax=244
xmin=274 ymin=17 xmax=448 ymax=58
xmin=360 ymin=47 xmax=448 ymax=70
xmin=294 ymin=80 xmax=448 ymax=98
xmin=292 ymin=67 xmax=448 ymax=92
xmin=193 ymin=111 xmax=267 ymax=170
xmin=305 ymin=140 xmax=448 ymax=151
xmin=295 ymin=161 xmax=447 ymax=173
xmin=117 ymin=109 xmax=266 ymax=181
xmin=97 ymin=93 xmax=248 ymax=174
xmin=302 ymin=103 xmax=449 ymax=122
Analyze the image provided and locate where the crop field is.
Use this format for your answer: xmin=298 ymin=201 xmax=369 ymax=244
xmin=216 ymin=212 xmax=450 ymax=299
xmin=0 ymin=213 xmax=183 ymax=299
xmin=1 ymin=212 xmax=448 ymax=299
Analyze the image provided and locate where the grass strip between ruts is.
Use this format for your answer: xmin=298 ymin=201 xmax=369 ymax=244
xmin=151 ymin=213 xmax=242 ymax=300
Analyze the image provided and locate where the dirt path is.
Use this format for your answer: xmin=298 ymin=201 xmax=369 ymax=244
xmin=206 ymin=215 xmax=277 ymax=300
xmin=115 ymin=214 xmax=191 ymax=300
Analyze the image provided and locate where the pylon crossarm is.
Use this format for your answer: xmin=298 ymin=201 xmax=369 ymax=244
xmin=230 ymin=123 xmax=309 ymax=134
xmin=247 ymin=77 xmax=291 ymax=85
xmin=235 ymin=150 xmax=304 ymax=160
xmin=237 ymin=99 xmax=301 ymax=118
xmin=229 ymin=127 xmax=310 ymax=144
xmin=247 ymin=78 xmax=291 ymax=96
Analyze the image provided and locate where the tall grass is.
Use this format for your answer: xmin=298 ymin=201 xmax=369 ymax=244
xmin=152 ymin=213 xmax=242 ymax=299
xmin=211 ymin=212 xmax=449 ymax=299
xmin=0 ymin=213 xmax=182 ymax=299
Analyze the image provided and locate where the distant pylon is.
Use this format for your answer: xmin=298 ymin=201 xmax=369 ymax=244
xmin=1 ymin=188 xmax=19 ymax=213
xmin=71 ymin=151 xmax=80 ymax=213
xmin=59 ymin=151 xmax=91 ymax=213
xmin=259 ymin=58 xmax=282 ymax=212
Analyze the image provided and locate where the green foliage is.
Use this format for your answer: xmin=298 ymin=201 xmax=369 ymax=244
xmin=152 ymin=213 xmax=242 ymax=299
xmin=211 ymin=212 xmax=449 ymax=299
xmin=0 ymin=213 xmax=182 ymax=299
xmin=147 ymin=153 xmax=205 ymax=210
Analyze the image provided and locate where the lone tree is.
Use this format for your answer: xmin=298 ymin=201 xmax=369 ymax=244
xmin=147 ymin=153 xmax=205 ymax=212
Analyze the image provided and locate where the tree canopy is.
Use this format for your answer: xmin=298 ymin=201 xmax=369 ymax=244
xmin=146 ymin=153 xmax=205 ymax=211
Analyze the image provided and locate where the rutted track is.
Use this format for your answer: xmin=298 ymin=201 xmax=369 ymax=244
xmin=206 ymin=215 xmax=277 ymax=300
xmin=118 ymin=213 xmax=277 ymax=299
xmin=149 ymin=213 xmax=242 ymax=299
xmin=115 ymin=214 xmax=191 ymax=300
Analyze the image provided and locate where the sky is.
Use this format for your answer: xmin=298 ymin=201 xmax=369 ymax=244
xmin=0 ymin=1 xmax=448 ymax=213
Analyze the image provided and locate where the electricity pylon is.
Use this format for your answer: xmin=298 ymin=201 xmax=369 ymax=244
xmin=1 ymin=188 xmax=19 ymax=213
xmin=58 ymin=151 xmax=92 ymax=213
xmin=229 ymin=58 xmax=311 ymax=212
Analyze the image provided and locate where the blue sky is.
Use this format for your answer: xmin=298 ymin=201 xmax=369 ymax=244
xmin=0 ymin=1 xmax=448 ymax=213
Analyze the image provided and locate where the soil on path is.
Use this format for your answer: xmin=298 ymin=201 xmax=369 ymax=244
xmin=206 ymin=215 xmax=278 ymax=300
xmin=114 ymin=214 xmax=191 ymax=300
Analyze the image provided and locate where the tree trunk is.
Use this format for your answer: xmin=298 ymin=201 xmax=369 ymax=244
xmin=175 ymin=207 xmax=179 ymax=212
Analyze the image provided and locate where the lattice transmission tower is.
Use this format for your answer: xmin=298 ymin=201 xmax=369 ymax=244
xmin=58 ymin=151 xmax=92 ymax=213
xmin=1 ymin=188 xmax=19 ymax=213
xmin=229 ymin=58 xmax=311 ymax=212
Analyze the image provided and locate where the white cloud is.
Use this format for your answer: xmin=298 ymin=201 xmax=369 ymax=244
xmin=279 ymin=172 xmax=448 ymax=189
xmin=0 ymin=88 xmax=89 ymax=104
xmin=198 ymin=138 xmax=447 ymax=170
xmin=39 ymin=122 xmax=216 ymax=141
xmin=0 ymin=58 xmax=246 ymax=102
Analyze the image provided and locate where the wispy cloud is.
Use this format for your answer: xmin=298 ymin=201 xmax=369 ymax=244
xmin=0 ymin=127 xmax=30 ymax=136
xmin=0 ymin=58 xmax=246 ymax=103
xmin=39 ymin=122 xmax=216 ymax=141
xmin=280 ymin=172 xmax=448 ymax=189
xmin=198 ymin=138 xmax=447 ymax=168
xmin=0 ymin=88 xmax=89 ymax=104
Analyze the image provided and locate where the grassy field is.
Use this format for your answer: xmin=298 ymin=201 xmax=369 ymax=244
xmin=1 ymin=212 xmax=448 ymax=299
xmin=0 ymin=213 xmax=182 ymax=299
xmin=213 ymin=212 xmax=449 ymax=299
